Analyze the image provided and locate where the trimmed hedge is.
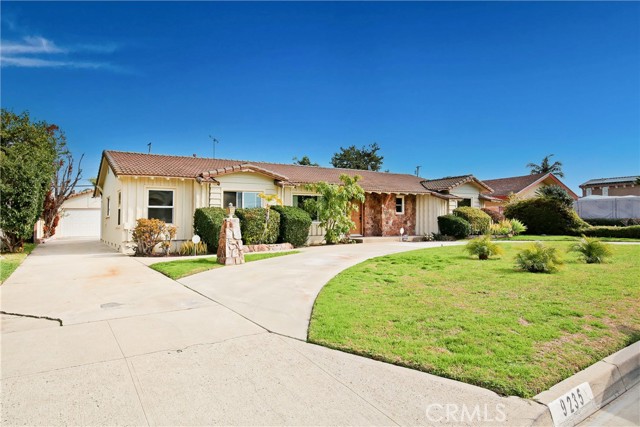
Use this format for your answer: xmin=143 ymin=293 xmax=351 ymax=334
xmin=193 ymin=207 xmax=227 ymax=253
xmin=584 ymin=218 xmax=640 ymax=227
xmin=578 ymin=225 xmax=640 ymax=239
xmin=481 ymin=208 xmax=505 ymax=223
xmin=437 ymin=215 xmax=471 ymax=239
xmin=271 ymin=205 xmax=312 ymax=247
xmin=504 ymin=198 xmax=590 ymax=235
xmin=235 ymin=208 xmax=280 ymax=245
xmin=453 ymin=207 xmax=491 ymax=235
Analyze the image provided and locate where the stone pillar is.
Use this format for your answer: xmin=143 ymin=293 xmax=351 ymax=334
xmin=217 ymin=218 xmax=245 ymax=265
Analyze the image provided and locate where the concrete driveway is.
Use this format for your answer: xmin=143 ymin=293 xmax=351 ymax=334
xmin=179 ymin=241 xmax=463 ymax=340
xmin=1 ymin=238 xmax=549 ymax=426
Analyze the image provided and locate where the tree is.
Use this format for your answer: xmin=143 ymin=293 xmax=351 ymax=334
xmin=526 ymin=154 xmax=564 ymax=178
xmin=292 ymin=155 xmax=318 ymax=166
xmin=304 ymin=174 xmax=365 ymax=244
xmin=535 ymin=185 xmax=574 ymax=209
xmin=41 ymin=146 xmax=84 ymax=238
xmin=0 ymin=110 xmax=58 ymax=252
xmin=330 ymin=143 xmax=383 ymax=171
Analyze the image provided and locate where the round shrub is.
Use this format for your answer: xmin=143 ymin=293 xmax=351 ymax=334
xmin=437 ymin=214 xmax=471 ymax=239
xmin=481 ymin=208 xmax=505 ymax=223
xmin=453 ymin=206 xmax=491 ymax=235
xmin=504 ymin=198 xmax=589 ymax=235
xmin=271 ymin=205 xmax=312 ymax=247
xmin=235 ymin=208 xmax=280 ymax=245
xmin=193 ymin=207 xmax=227 ymax=253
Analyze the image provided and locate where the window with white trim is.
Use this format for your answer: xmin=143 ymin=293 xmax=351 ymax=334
xmin=223 ymin=191 xmax=262 ymax=209
xmin=106 ymin=197 xmax=111 ymax=217
xmin=395 ymin=196 xmax=405 ymax=214
xmin=148 ymin=189 xmax=174 ymax=223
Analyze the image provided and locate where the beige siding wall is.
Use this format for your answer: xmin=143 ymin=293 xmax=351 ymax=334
xmin=209 ymin=173 xmax=281 ymax=208
xmin=450 ymin=183 xmax=484 ymax=210
xmin=415 ymin=195 xmax=448 ymax=236
xmin=100 ymin=166 xmax=124 ymax=250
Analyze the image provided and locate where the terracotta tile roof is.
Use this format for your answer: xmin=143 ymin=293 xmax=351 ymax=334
xmin=482 ymin=173 xmax=549 ymax=197
xmin=422 ymin=174 xmax=493 ymax=193
xmin=102 ymin=151 xmax=439 ymax=196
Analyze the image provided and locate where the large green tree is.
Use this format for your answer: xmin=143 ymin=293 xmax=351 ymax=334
xmin=304 ymin=174 xmax=365 ymax=244
xmin=330 ymin=143 xmax=383 ymax=171
xmin=292 ymin=155 xmax=318 ymax=166
xmin=0 ymin=110 xmax=58 ymax=252
xmin=526 ymin=154 xmax=564 ymax=178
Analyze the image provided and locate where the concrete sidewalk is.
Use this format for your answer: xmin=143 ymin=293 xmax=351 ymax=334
xmin=179 ymin=241 xmax=462 ymax=340
xmin=1 ymin=237 xmax=551 ymax=426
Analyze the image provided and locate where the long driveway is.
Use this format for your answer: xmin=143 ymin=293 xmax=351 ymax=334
xmin=1 ymin=238 xmax=549 ymax=426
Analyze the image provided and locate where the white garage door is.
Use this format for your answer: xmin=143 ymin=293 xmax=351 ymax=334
xmin=58 ymin=209 xmax=101 ymax=237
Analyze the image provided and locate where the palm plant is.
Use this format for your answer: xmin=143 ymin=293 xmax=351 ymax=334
xmin=526 ymin=154 xmax=564 ymax=178
xmin=515 ymin=242 xmax=563 ymax=273
xmin=465 ymin=236 xmax=504 ymax=260
xmin=570 ymin=236 xmax=613 ymax=264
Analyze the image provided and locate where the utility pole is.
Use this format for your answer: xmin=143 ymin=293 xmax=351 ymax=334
xmin=147 ymin=142 xmax=152 ymax=154
xmin=209 ymin=135 xmax=219 ymax=158
xmin=415 ymin=165 xmax=421 ymax=177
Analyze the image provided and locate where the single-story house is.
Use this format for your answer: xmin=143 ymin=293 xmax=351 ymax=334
xmin=482 ymin=173 xmax=578 ymax=212
xmin=421 ymin=174 xmax=499 ymax=212
xmin=94 ymin=150 xmax=461 ymax=252
xmin=35 ymin=189 xmax=101 ymax=239
xmin=579 ymin=176 xmax=640 ymax=197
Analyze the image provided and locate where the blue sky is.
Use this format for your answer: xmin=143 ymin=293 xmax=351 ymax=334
xmin=2 ymin=2 xmax=638 ymax=192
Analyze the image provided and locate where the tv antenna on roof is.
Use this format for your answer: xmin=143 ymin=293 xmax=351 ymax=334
xmin=209 ymin=135 xmax=219 ymax=158
xmin=147 ymin=142 xmax=152 ymax=154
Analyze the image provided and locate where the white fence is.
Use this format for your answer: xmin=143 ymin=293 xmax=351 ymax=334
xmin=575 ymin=196 xmax=640 ymax=219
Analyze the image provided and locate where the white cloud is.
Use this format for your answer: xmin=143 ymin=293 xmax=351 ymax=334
xmin=0 ymin=56 xmax=108 ymax=69
xmin=0 ymin=35 xmax=123 ymax=72
xmin=1 ymin=36 xmax=66 ymax=54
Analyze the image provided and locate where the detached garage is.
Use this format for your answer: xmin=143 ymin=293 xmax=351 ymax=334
xmin=57 ymin=190 xmax=101 ymax=237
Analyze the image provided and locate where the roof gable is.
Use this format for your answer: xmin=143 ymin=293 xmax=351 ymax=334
xmin=422 ymin=174 xmax=493 ymax=193
xmin=483 ymin=173 xmax=578 ymax=200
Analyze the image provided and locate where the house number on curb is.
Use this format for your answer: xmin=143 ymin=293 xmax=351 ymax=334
xmin=548 ymin=382 xmax=594 ymax=426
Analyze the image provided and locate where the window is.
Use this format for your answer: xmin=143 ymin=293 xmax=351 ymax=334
xmin=458 ymin=198 xmax=472 ymax=207
xmin=148 ymin=189 xmax=174 ymax=223
xmin=293 ymin=195 xmax=320 ymax=220
xmin=106 ymin=197 xmax=111 ymax=217
xmin=602 ymin=187 xmax=609 ymax=196
xmin=223 ymin=191 xmax=262 ymax=209
xmin=117 ymin=192 xmax=122 ymax=225
xmin=395 ymin=196 xmax=405 ymax=214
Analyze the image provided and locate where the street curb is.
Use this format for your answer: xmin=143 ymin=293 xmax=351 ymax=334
xmin=531 ymin=341 xmax=639 ymax=426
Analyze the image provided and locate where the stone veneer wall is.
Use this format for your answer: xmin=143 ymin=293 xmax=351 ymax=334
xmin=363 ymin=193 xmax=383 ymax=236
xmin=362 ymin=193 xmax=417 ymax=237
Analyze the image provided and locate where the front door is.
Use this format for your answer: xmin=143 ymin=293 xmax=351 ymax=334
xmin=350 ymin=202 xmax=363 ymax=235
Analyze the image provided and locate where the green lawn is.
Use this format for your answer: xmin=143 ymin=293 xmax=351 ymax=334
xmin=503 ymin=234 xmax=640 ymax=242
xmin=150 ymin=250 xmax=300 ymax=279
xmin=0 ymin=243 xmax=36 ymax=284
xmin=308 ymin=243 xmax=640 ymax=398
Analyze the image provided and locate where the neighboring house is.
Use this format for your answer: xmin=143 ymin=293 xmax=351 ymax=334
xmin=94 ymin=151 xmax=458 ymax=252
xmin=421 ymin=174 xmax=498 ymax=213
xmin=35 ymin=189 xmax=102 ymax=239
xmin=482 ymin=173 xmax=579 ymax=212
xmin=579 ymin=176 xmax=640 ymax=197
